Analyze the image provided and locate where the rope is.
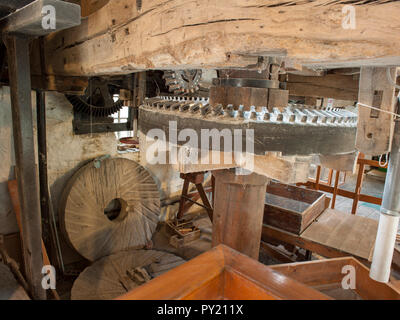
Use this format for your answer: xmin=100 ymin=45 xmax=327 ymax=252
xmin=357 ymin=102 xmax=400 ymax=119
xmin=379 ymin=153 xmax=388 ymax=167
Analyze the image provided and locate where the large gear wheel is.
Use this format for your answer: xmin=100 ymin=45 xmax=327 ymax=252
xmin=139 ymin=96 xmax=358 ymax=156
xmin=163 ymin=70 xmax=202 ymax=95
xmin=65 ymin=78 xmax=124 ymax=117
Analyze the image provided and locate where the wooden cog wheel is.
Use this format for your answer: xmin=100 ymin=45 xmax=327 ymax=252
xmin=60 ymin=158 xmax=161 ymax=261
xmin=71 ymin=249 xmax=185 ymax=300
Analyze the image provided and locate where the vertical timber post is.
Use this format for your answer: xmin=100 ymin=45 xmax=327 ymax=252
xmin=212 ymin=169 xmax=269 ymax=259
xmin=5 ymin=35 xmax=46 ymax=300
xmin=133 ymin=72 xmax=146 ymax=138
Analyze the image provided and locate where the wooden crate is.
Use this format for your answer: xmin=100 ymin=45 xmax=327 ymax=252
xmin=165 ymin=218 xmax=201 ymax=248
xmin=264 ymin=182 xmax=326 ymax=235
xmin=270 ymin=257 xmax=400 ymax=300
xmin=117 ymin=244 xmax=329 ymax=300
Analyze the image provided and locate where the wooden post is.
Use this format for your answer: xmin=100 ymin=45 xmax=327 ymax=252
xmin=331 ymin=170 xmax=341 ymax=209
xmin=133 ymin=72 xmax=146 ymax=138
xmin=356 ymin=67 xmax=397 ymax=155
xmin=212 ymin=169 xmax=269 ymax=259
xmin=352 ymin=154 xmax=366 ymax=214
xmin=195 ymin=182 xmax=213 ymax=221
xmin=177 ymin=172 xmax=213 ymax=220
xmin=5 ymin=35 xmax=46 ymax=300
xmin=315 ymin=166 xmax=321 ymax=191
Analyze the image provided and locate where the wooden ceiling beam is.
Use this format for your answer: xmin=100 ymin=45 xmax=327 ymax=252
xmin=36 ymin=0 xmax=400 ymax=77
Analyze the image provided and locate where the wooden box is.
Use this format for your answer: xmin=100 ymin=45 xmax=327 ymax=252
xmin=264 ymin=182 xmax=326 ymax=235
xmin=166 ymin=218 xmax=201 ymax=248
xmin=117 ymin=245 xmax=329 ymax=300
xmin=271 ymin=257 xmax=400 ymax=300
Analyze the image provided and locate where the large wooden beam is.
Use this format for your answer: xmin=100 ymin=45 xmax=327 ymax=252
xmin=285 ymin=73 xmax=359 ymax=101
xmin=39 ymin=0 xmax=400 ymax=76
xmin=5 ymin=35 xmax=46 ymax=300
xmin=1 ymin=0 xmax=81 ymax=300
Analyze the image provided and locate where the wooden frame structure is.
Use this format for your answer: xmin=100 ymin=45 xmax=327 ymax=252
xmin=270 ymin=257 xmax=400 ymax=300
xmin=176 ymin=172 xmax=213 ymax=221
xmin=35 ymin=0 xmax=400 ymax=78
xmin=117 ymin=244 xmax=330 ymax=300
xmin=300 ymin=153 xmax=387 ymax=214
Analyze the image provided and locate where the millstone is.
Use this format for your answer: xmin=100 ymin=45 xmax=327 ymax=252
xmin=60 ymin=158 xmax=160 ymax=261
xmin=71 ymin=249 xmax=185 ymax=300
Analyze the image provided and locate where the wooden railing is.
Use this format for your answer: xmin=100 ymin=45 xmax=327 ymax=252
xmin=298 ymin=153 xmax=387 ymax=214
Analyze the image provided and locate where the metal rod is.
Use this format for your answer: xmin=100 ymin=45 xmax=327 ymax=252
xmin=36 ymin=90 xmax=64 ymax=274
xmin=36 ymin=91 xmax=51 ymax=256
xmin=370 ymin=98 xmax=400 ymax=283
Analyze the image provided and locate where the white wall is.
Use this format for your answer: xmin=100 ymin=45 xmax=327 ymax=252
xmin=0 ymin=87 xmax=184 ymax=262
xmin=0 ymin=87 xmax=133 ymax=239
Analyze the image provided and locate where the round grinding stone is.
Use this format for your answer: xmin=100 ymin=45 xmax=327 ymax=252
xmin=71 ymin=249 xmax=185 ymax=300
xmin=60 ymin=158 xmax=160 ymax=261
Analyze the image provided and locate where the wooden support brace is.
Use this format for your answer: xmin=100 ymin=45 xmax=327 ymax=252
xmin=4 ymin=35 xmax=46 ymax=300
xmin=356 ymin=67 xmax=398 ymax=155
xmin=176 ymin=172 xmax=213 ymax=220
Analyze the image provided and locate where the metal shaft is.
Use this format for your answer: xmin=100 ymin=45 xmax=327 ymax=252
xmin=370 ymin=101 xmax=400 ymax=283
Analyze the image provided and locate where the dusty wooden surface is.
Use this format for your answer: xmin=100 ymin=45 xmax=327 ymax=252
xmin=285 ymin=73 xmax=359 ymax=101
xmin=71 ymin=249 xmax=185 ymax=299
xmin=37 ymin=0 xmax=400 ymax=76
xmin=301 ymin=208 xmax=378 ymax=261
xmin=60 ymin=158 xmax=161 ymax=261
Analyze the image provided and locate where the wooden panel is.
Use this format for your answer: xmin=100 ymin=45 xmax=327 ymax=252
xmin=267 ymin=181 xmax=322 ymax=204
xmin=271 ymin=257 xmax=351 ymax=287
xmin=352 ymin=259 xmax=400 ymax=300
xmin=262 ymin=224 xmax=359 ymax=260
xmin=264 ymin=182 xmax=326 ymax=234
xmin=118 ymin=245 xmax=226 ymax=300
xmin=223 ymin=269 xmax=276 ymax=300
xmin=210 ymin=86 xmax=269 ymax=109
xmin=356 ymin=67 xmax=397 ymax=155
xmin=38 ymin=1 xmax=400 ymax=76
xmin=301 ymin=209 xmax=378 ymax=261
xmin=212 ymin=171 xmax=269 ymax=259
xmin=183 ymin=274 xmax=223 ymax=300
xmin=272 ymin=257 xmax=400 ymax=300
xmin=118 ymin=245 xmax=330 ymax=300
xmin=286 ymin=74 xmax=358 ymax=100
xmin=222 ymin=245 xmax=330 ymax=300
